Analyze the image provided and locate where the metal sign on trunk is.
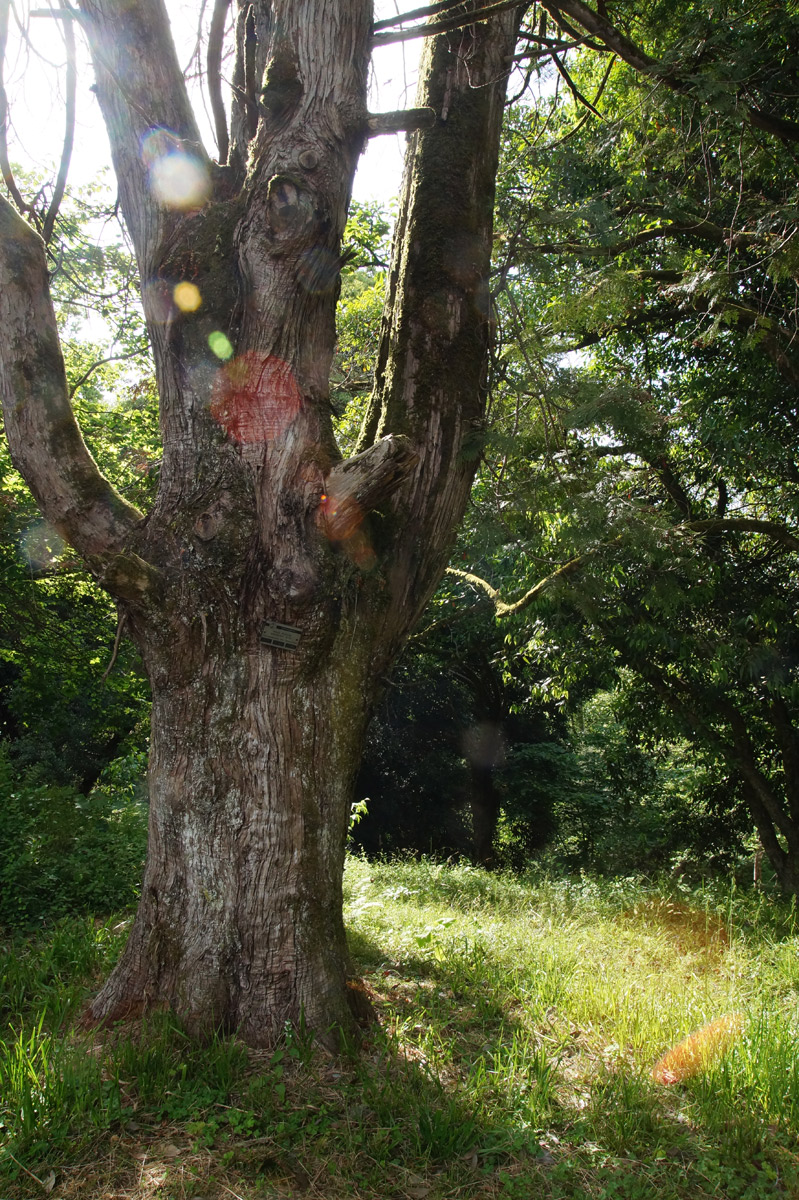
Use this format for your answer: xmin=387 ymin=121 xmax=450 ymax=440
xmin=260 ymin=621 xmax=302 ymax=650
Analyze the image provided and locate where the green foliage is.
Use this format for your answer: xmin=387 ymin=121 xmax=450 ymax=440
xmin=447 ymin=0 xmax=799 ymax=889
xmin=0 ymin=747 xmax=147 ymax=928
xmin=332 ymin=273 xmax=385 ymax=443
xmin=341 ymin=200 xmax=391 ymax=272
xmin=0 ymin=174 xmax=157 ymax=792
xmin=332 ymin=202 xmax=389 ymax=447
xmin=541 ymin=690 xmax=752 ymax=875
xmin=0 ymin=466 xmax=150 ymax=788
xmin=17 ymin=167 xmax=149 ymax=373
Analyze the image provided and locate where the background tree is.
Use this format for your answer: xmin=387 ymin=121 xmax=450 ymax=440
xmin=353 ymin=596 xmax=565 ymax=866
xmin=450 ymin=0 xmax=799 ymax=891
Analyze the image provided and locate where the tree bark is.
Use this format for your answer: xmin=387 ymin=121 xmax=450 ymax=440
xmin=0 ymin=0 xmax=523 ymax=1044
xmin=93 ymin=620 xmax=380 ymax=1044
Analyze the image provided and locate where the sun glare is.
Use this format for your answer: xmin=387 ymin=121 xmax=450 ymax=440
xmin=173 ymin=281 xmax=202 ymax=312
xmin=141 ymin=128 xmax=211 ymax=212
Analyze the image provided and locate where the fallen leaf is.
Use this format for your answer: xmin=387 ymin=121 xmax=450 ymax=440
xmin=160 ymin=1143 xmax=181 ymax=1160
xmin=42 ymin=1170 xmax=56 ymax=1194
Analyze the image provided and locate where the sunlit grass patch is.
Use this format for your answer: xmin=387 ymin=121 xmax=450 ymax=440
xmin=344 ymin=857 xmax=799 ymax=1188
xmin=1 ymin=859 xmax=798 ymax=1198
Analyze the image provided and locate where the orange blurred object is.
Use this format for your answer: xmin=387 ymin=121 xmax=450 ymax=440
xmin=651 ymin=1013 xmax=744 ymax=1084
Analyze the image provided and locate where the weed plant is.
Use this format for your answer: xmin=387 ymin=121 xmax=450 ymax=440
xmin=1 ymin=859 xmax=798 ymax=1198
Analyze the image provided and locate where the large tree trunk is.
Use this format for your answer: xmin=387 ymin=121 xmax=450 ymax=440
xmin=0 ymin=0 xmax=523 ymax=1044
xmin=95 ymin=616 xmax=378 ymax=1043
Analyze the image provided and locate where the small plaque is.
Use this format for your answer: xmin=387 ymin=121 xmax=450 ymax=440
xmin=260 ymin=621 xmax=302 ymax=650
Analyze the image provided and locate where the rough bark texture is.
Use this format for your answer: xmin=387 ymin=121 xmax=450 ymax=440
xmin=0 ymin=0 xmax=523 ymax=1044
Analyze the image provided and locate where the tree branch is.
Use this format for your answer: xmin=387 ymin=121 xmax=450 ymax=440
xmin=522 ymin=218 xmax=728 ymax=257
xmin=317 ymin=435 xmax=419 ymax=541
xmin=570 ymin=294 xmax=799 ymax=388
xmin=92 ymin=550 xmax=163 ymax=606
xmin=372 ymin=0 xmax=529 ymax=47
xmin=68 ymin=348 xmax=148 ymax=397
xmin=447 ymin=515 xmax=799 ymax=625
xmin=542 ymin=0 xmax=660 ymax=77
xmin=448 ymin=549 xmax=592 ymax=616
xmin=544 ymin=0 xmax=799 ymax=144
xmin=207 ymin=0 xmax=231 ymax=163
xmin=569 ymin=303 xmax=687 ymax=350
xmin=0 ymin=195 xmax=144 ymax=563
xmin=373 ymin=0 xmax=465 ymax=32
xmin=76 ymin=0 xmax=210 ymax=276
xmin=0 ymin=0 xmax=27 ymax=215
xmin=366 ymin=108 xmax=436 ymax=136
xmin=41 ymin=6 xmax=76 ymax=244
xmin=651 ymin=454 xmax=693 ymax=520
xmin=549 ymin=49 xmax=602 ymax=117
xmin=687 ymin=518 xmax=799 ymax=552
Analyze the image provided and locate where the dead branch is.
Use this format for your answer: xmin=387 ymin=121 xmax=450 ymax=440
xmin=366 ymin=107 xmax=436 ymax=136
xmin=372 ymin=0 xmax=530 ymax=47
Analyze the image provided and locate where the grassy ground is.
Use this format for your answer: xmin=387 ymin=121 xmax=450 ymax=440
xmin=1 ymin=858 xmax=798 ymax=1198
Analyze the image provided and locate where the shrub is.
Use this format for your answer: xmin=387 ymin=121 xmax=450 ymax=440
xmin=0 ymin=746 xmax=147 ymax=927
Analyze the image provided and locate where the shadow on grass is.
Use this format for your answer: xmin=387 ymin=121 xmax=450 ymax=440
xmin=344 ymin=924 xmax=799 ymax=1199
xmin=1 ymin=895 xmax=798 ymax=1199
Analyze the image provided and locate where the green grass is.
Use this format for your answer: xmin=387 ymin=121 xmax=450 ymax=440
xmin=1 ymin=859 xmax=799 ymax=1198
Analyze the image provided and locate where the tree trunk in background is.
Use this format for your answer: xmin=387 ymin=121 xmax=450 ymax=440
xmin=0 ymin=1 xmax=523 ymax=1044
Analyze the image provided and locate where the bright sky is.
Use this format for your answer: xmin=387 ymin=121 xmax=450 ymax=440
xmin=3 ymin=1 xmax=418 ymax=206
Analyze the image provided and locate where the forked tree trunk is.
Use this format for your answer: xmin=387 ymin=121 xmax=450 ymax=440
xmin=0 ymin=0 xmax=522 ymax=1044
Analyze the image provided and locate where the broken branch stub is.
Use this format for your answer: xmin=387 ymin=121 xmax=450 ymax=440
xmin=317 ymin=434 xmax=419 ymax=541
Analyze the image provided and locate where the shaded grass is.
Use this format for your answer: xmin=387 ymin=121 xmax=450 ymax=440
xmin=1 ymin=859 xmax=798 ymax=1198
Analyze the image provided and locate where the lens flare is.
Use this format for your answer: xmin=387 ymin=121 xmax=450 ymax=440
xmin=651 ymin=1013 xmax=744 ymax=1085
xmin=142 ymin=129 xmax=210 ymax=211
xmin=316 ymin=490 xmax=365 ymax=541
xmin=20 ymin=522 xmax=65 ymax=573
xmin=210 ymin=352 xmax=302 ymax=444
xmin=150 ymin=152 xmax=211 ymax=210
xmin=173 ymin=281 xmax=202 ymax=312
xmin=208 ymin=331 xmax=234 ymax=360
